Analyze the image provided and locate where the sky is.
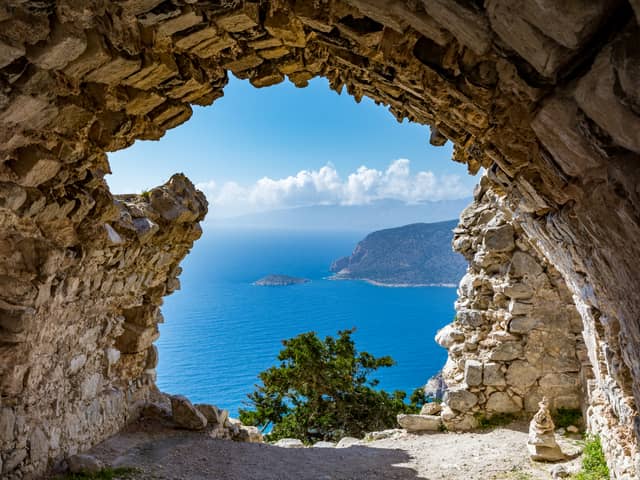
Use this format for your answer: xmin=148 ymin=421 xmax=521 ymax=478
xmin=107 ymin=75 xmax=478 ymax=218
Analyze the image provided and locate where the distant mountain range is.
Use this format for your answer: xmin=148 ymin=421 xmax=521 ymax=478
xmin=329 ymin=220 xmax=467 ymax=286
xmin=208 ymin=198 xmax=472 ymax=232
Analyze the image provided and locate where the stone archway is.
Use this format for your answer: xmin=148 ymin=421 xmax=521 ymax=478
xmin=1 ymin=1 xmax=639 ymax=477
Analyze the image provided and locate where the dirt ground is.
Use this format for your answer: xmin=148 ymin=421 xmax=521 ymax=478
xmin=72 ymin=420 xmax=583 ymax=480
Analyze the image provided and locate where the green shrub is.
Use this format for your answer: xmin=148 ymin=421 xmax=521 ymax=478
xmin=553 ymin=407 xmax=583 ymax=429
xmin=572 ymin=435 xmax=609 ymax=480
xmin=474 ymin=412 xmax=517 ymax=429
xmin=239 ymin=329 xmax=421 ymax=443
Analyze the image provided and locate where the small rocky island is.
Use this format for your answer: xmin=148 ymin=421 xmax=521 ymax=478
xmin=253 ymin=274 xmax=310 ymax=286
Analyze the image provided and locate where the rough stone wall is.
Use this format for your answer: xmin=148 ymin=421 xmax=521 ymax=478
xmin=0 ymin=0 xmax=639 ymax=477
xmin=0 ymin=173 xmax=206 ymax=478
xmin=436 ymin=179 xmax=589 ymax=432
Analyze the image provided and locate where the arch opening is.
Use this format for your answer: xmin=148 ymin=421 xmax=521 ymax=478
xmin=0 ymin=1 xmax=639 ymax=478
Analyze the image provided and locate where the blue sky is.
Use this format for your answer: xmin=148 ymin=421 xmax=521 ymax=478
xmin=107 ymin=75 xmax=478 ymax=217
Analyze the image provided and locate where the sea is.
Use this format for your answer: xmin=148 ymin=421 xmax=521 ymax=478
xmin=157 ymin=228 xmax=458 ymax=418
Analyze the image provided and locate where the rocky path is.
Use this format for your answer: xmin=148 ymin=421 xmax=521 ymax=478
xmin=65 ymin=420 xmax=583 ymax=480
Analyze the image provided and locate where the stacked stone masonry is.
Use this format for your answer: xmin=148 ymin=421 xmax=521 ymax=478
xmin=0 ymin=0 xmax=639 ymax=478
xmin=437 ymin=181 xmax=589 ymax=429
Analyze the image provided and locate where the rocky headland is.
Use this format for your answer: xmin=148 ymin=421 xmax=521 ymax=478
xmin=330 ymin=221 xmax=467 ymax=287
xmin=1 ymin=0 xmax=639 ymax=478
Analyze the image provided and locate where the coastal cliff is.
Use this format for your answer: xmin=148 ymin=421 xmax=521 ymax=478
xmin=330 ymin=221 xmax=467 ymax=286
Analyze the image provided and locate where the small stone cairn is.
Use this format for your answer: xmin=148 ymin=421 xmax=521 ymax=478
xmin=528 ymin=397 xmax=565 ymax=462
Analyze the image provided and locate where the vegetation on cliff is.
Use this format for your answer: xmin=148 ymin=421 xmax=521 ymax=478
xmin=330 ymin=221 xmax=467 ymax=286
xmin=239 ymin=329 xmax=425 ymax=443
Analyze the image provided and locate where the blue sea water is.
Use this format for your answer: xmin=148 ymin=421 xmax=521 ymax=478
xmin=157 ymin=228 xmax=458 ymax=418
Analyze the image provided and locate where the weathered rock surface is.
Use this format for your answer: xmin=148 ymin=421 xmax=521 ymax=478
xmin=397 ymin=414 xmax=442 ymax=432
xmin=438 ymin=185 xmax=588 ymax=433
xmin=0 ymin=1 xmax=639 ymax=478
xmin=274 ymin=438 xmax=305 ymax=448
xmin=171 ymin=395 xmax=208 ymax=430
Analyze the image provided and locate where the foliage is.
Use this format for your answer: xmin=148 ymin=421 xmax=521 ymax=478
xmin=140 ymin=190 xmax=150 ymax=199
xmin=58 ymin=467 xmax=139 ymax=480
xmin=572 ymin=435 xmax=609 ymax=480
xmin=553 ymin=407 xmax=583 ymax=429
xmin=239 ymin=329 xmax=422 ymax=443
xmin=474 ymin=412 xmax=517 ymax=429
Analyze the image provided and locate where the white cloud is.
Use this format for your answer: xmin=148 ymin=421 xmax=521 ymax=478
xmin=196 ymin=159 xmax=469 ymax=218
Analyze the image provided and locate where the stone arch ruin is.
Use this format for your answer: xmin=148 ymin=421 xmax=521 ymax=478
xmin=1 ymin=0 xmax=639 ymax=478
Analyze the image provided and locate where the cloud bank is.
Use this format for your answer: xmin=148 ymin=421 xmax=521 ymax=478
xmin=197 ymin=159 xmax=469 ymax=218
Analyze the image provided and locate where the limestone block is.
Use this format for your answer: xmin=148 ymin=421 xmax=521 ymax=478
xmin=156 ymin=11 xmax=203 ymax=37
xmin=258 ymin=47 xmax=291 ymax=60
xmin=483 ymin=362 xmax=506 ymax=386
xmin=274 ymin=438 xmax=305 ymax=448
xmin=85 ymin=57 xmax=141 ymax=85
xmin=0 ymin=182 xmax=27 ymax=211
xmin=175 ymin=27 xmax=218 ymax=53
xmin=509 ymin=299 xmax=533 ymax=316
xmin=456 ymin=309 xmax=485 ymax=327
xmin=486 ymin=0 xmax=570 ymax=78
xmin=502 ymin=283 xmax=533 ymax=300
xmin=63 ymin=31 xmax=111 ymax=79
xmin=313 ymin=441 xmax=336 ymax=448
xmin=0 ymin=40 xmax=25 ymax=68
xmin=390 ymin=3 xmax=450 ymax=46
xmin=506 ymin=361 xmax=540 ymax=388
xmin=0 ymin=408 xmax=16 ymax=444
xmin=531 ymin=96 xmax=602 ymax=177
xmin=420 ymin=402 xmax=442 ymax=415
xmin=445 ymin=387 xmax=478 ymax=412
xmin=288 ymin=71 xmax=314 ymax=87
xmin=122 ymin=61 xmax=177 ymax=90
xmin=249 ymin=38 xmax=282 ymax=50
xmin=170 ymin=395 xmax=207 ymax=430
xmin=29 ymin=427 xmax=48 ymax=464
xmin=397 ymin=414 xmax=442 ymax=432
xmin=509 ymin=252 xmax=543 ymax=279
xmin=234 ymin=425 xmax=263 ymax=443
xmin=115 ymin=323 xmax=159 ymax=353
xmin=435 ymin=325 xmax=465 ymax=348
xmin=251 ymin=69 xmax=285 ymax=88
xmin=486 ymin=392 xmax=522 ymax=413
xmin=464 ymin=360 xmax=483 ymax=386
xmin=27 ymin=25 xmax=87 ymax=70
xmin=483 ymin=225 xmax=515 ymax=252
xmin=224 ymin=55 xmax=264 ymax=74
xmin=575 ymin=36 xmax=640 ymax=154
xmin=420 ymin=0 xmax=492 ymax=55
xmin=195 ymin=404 xmax=223 ymax=425
xmin=489 ymin=342 xmax=523 ymax=361
xmin=192 ymin=37 xmax=236 ymax=58
xmin=126 ymin=92 xmax=165 ymax=116
xmin=216 ymin=5 xmax=260 ymax=33
xmin=10 ymin=147 xmax=60 ymax=187
xmin=265 ymin=9 xmax=307 ymax=48
xmin=145 ymin=345 xmax=158 ymax=369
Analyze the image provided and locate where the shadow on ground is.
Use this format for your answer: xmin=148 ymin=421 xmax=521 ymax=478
xmin=83 ymin=422 xmax=423 ymax=480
